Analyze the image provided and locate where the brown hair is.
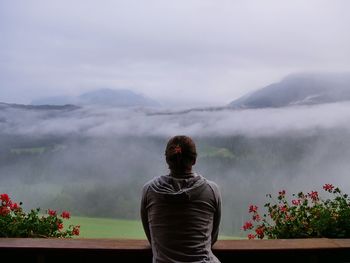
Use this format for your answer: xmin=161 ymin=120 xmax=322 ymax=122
xmin=165 ymin=135 xmax=197 ymax=171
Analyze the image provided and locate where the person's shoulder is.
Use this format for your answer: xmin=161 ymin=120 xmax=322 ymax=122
xmin=196 ymin=173 xmax=220 ymax=194
xmin=142 ymin=175 xmax=164 ymax=192
xmin=206 ymin=180 xmax=220 ymax=194
xmin=141 ymin=178 xmax=154 ymax=197
xmin=205 ymin=180 xmax=221 ymax=206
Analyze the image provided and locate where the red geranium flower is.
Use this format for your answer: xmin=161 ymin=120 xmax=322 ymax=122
xmin=48 ymin=209 xmax=57 ymax=216
xmin=248 ymin=234 xmax=256 ymax=239
xmin=61 ymin=211 xmax=70 ymax=219
xmin=57 ymin=223 xmax=64 ymax=230
xmin=255 ymin=227 xmax=265 ymax=238
xmin=249 ymin=205 xmax=258 ymax=213
xmin=0 ymin=206 xmax=10 ymax=216
xmin=0 ymin=193 xmax=10 ymax=205
xmin=252 ymin=214 xmax=261 ymax=222
xmin=10 ymin=203 xmax=19 ymax=211
xmin=323 ymin=184 xmax=334 ymax=192
xmin=279 ymin=205 xmax=288 ymax=213
xmin=72 ymin=226 xmax=80 ymax=236
xmin=242 ymin=221 xmax=253 ymax=231
xmin=308 ymin=191 xmax=319 ymax=202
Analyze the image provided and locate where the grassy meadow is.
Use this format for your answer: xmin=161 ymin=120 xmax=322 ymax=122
xmin=67 ymin=216 xmax=146 ymax=239
xmin=66 ymin=216 xmax=238 ymax=239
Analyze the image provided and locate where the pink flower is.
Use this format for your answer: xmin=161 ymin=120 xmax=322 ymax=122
xmin=249 ymin=205 xmax=258 ymax=213
xmin=61 ymin=211 xmax=70 ymax=219
xmin=292 ymin=199 xmax=301 ymax=206
xmin=323 ymin=184 xmax=334 ymax=192
xmin=279 ymin=205 xmax=288 ymax=213
xmin=252 ymin=214 xmax=261 ymax=222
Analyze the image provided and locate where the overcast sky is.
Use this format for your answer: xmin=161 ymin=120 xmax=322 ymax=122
xmin=1 ymin=0 xmax=350 ymax=106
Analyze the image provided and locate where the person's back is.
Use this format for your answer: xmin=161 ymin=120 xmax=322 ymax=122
xmin=141 ymin=135 xmax=221 ymax=263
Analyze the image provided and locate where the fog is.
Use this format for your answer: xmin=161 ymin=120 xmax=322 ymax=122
xmin=1 ymin=102 xmax=350 ymax=236
xmin=1 ymin=0 xmax=350 ymax=238
xmin=2 ymin=102 xmax=350 ymax=137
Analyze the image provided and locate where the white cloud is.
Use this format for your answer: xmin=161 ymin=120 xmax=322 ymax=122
xmin=1 ymin=0 xmax=350 ymax=105
xmin=2 ymin=102 xmax=350 ymax=138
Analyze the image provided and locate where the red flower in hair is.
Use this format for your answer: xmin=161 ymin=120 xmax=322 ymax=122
xmin=174 ymin=145 xmax=182 ymax=154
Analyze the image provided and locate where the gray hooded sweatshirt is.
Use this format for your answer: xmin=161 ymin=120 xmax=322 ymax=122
xmin=141 ymin=173 xmax=221 ymax=263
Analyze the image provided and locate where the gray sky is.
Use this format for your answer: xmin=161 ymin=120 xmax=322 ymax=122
xmin=1 ymin=0 xmax=350 ymax=106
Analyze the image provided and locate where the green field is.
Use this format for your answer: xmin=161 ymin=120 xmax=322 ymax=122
xmin=66 ymin=216 xmax=238 ymax=239
xmin=67 ymin=216 xmax=146 ymax=239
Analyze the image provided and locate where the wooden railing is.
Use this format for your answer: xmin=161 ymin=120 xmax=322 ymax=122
xmin=1 ymin=238 xmax=350 ymax=262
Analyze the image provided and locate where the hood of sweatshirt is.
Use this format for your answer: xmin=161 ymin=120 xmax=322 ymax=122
xmin=149 ymin=173 xmax=207 ymax=202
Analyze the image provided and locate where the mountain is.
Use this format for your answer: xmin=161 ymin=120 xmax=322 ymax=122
xmin=31 ymin=96 xmax=73 ymax=106
xmin=0 ymin=102 xmax=79 ymax=111
xmin=229 ymin=72 xmax=350 ymax=109
xmin=32 ymin=88 xmax=160 ymax=108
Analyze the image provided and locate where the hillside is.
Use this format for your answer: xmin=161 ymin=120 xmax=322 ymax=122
xmin=229 ymin=72 xmax=350 ymax=109
xmin=0 ymin=102 xmax=78 ymax=111
xmin=32 ymin=88 xmax=160 ymax=108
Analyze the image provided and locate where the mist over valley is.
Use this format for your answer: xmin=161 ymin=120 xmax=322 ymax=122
xmin=1 ymin=73 xmax=350 ymax=236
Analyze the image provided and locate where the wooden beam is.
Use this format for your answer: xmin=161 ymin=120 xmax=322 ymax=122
xmin=0 ymin=238 xmax=349 ymax=263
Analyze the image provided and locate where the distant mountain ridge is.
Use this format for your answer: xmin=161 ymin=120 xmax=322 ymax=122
xmin=149 ymin=72 xmax=350 ymax=116
xmin=32 ymin=88 xmax=160 ymax=108
xmin=5 ymin=73 xmax=350 ymax=115
xmin=229 ymin=72 xmax=350 ymax=109
xmin=0 ymin=102 xmax=79 ymax=111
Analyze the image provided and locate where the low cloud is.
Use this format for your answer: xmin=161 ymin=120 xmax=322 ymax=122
xmin=2 ymin=102 xmax=350 ymax=138
xmin=2 ymin=103 xmax=350 ymax=235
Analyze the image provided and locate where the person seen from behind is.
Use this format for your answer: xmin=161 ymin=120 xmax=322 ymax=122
xmin=141 ymin=135 xmax=221 ymax=263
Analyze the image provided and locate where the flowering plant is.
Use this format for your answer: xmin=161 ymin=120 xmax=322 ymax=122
xmin=0 ymin=193 xmax=80 ymax=238
xmin=243 ymin=184 xmax=350 ymax=239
